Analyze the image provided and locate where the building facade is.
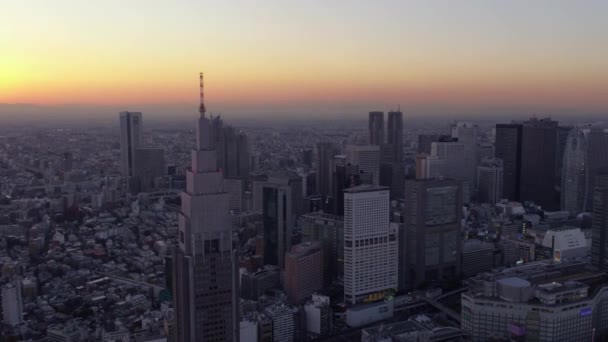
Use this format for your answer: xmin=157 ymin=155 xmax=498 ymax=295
xmin=172 ymin=74 xmax=239 ymax=342
xmin=344 ymin=185 xmax=398 ymax=304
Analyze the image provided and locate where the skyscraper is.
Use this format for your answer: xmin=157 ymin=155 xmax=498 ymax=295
xmin=262 ymin=177 xmax=295 ymax=268
xmin=344 ymin=185 xmax=398 ymax=304
xmin=315 ymin=142 xmax=338 ymax=197
xmin=132 ymin=147 xmax=165 ymax=192
xmin=591 ymin=172 xmax=608 ymax=273
xmin=368 ymin=111 xmax=384 ymax=145
xmin=346 ymin=144 xmax=381 ymax=185
xmin=477 ymin=157 xmax=504 ymax=204
xmin=119 ymin=111 xmax=142 ymax=177
xmin=173 ymin=74 xmax=239 ymax=342
xmin=386 ymin=111 xmax=403 ymax=163
xmin=495 ymin=123 xmax=522 ymax=201
xmin=520 ymin=118 xmax=570 ymax=210
xmin=404 ymin=178 xmax=462 ymax=290
xmin=561 ymin=127 xmax=588 ymax=215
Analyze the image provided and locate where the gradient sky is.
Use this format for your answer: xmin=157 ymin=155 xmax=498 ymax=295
xmin=2 ymin=0 xmax=608 ymax=121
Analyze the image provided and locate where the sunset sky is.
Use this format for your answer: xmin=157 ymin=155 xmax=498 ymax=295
xmin=2 ymin=0 xmax=608 ymax=121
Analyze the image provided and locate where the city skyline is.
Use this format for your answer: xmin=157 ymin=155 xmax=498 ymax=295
xmin=2 ymin=0 xmax=608 ymax=123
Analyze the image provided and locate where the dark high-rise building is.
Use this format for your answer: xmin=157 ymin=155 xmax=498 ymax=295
xmin=119 ymin=111 xmax=142 ymax=177
xmin=302 ymin=149 xmax=313 ymax=168
xmin=404 ymin=178 xmax=462 ymax=290
xmin=495 ymin=123 xmax=522 ymax=201
xmin=173 ymin=74 xmax=239 ymax=342
xmin=210 ymin=116 xmax=249 ymax=180
xmin=331 ymin=163 xmax=360 ymax=216
xmin=132 ymin=147 xmax=165 ymax=192
xmin=315 ymin=142 xmax=338 ymax=197
xmin=519 ymin=118 xmax=569 ymax=210
xmin=585 ymin=129 xmax=608 ymax=211
xmin=591 ymin=172 xmax=608 ymax=272
xmin=368 ymin=111 xmax=384 ymax=145
xmin=387 ymin=110 xmax=403 ymax=163
xmin=263 ymin=176 xmax=298 ymax=268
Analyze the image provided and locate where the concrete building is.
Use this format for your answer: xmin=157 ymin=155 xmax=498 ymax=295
xmin=119 ymin=111 xmax=142 ymax=177
xmin=264 ymin=304 xmax=298 ymax=342
xmin=344 ymin=185 xmax=398 ymax=304
xmin=461 ymin=260 xmax=608 ymax=342
xmin=299 ymin=212 xmax=344 ymax=285
xmin=240 ymin=266 xmax=281 ymax=301
xmin=404 ymin=178 xmax=462 ymax=290
xmin=304 ymin=294 xmax=332 ymax=337
xmin=346 ymin=145 xmax=381 ymax=185
xmin=461 ymin=240 xmax=496 ymax=278
xmin=172 ymin=75 xmax=239 ymax=342
xmin=540 ymin=226 xmax=589 ymax=260
xmin=224 ymin=178 xmax=245 ymax=213
xmin=239 ymin=318 xmax=258 ymax=342
xmin=1 ymin=280 xmax=23 ymax=326
xmin=476 ymin=157 xmax=503 ymax=204
xmin=284 ymin=242 xmax=324 ymax=303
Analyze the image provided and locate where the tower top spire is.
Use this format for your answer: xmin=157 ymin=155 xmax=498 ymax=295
xmin=199 ymin=72 xmax=206 ymax=116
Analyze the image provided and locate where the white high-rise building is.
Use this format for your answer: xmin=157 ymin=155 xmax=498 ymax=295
xmin=344 ymin=185 xmax=398 ymax=304
xmin=346 ymin=145 xmax=381 ymax=185
xmin=119 ymin=111 xmax=142 ymax=177
xmin=2 ymin=281 xmax=23 ymax=326
xmin=173 ymin=73 xmax=239 ymax=341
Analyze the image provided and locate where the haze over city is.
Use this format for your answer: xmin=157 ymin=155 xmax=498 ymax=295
xmin=2 ymin=0 xmax=608 ymax=125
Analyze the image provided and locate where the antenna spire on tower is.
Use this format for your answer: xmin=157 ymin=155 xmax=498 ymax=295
xmin=199 ymin=72 xmax=206 ymax=116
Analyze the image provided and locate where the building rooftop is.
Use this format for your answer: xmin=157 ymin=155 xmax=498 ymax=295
xmin=343 ymin=184 xmax=389 ymax=193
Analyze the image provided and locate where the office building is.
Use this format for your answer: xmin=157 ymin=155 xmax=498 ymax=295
xmin=461 ymin=240 xmax=496 ymax=278
xmin=477 ymin=157 xmax=503 ymax=204
xmin=346 ymin=144 xmax=380 ymax=185
xmin=262 ymin=176 xmax=298 ymax=268
xmin=240 ymin=266 xmax=281 ymax=301
xmin=284 ymin=242 xmax=324 ymax=303
xmin=386 ymin=110 xmax=403 ymax=163
xmin=224 ymin=178 xmax=246 ymax=213
xmin=520 ymin=118 xmax=570 ymax=210
xmin=461 ymin=260 xmax=608 ymax=342
xmin=209 ymin=115 xmax=250 ymax=179
xmin=264 ymin=304 xmax=298 ymax=342
xmin=344 ymin=185 xmax=398 ymax=304
xmin=495 ymin=123 xmax=523 ymax=201
xmin=451 ymin=122 xmax=478 ymax=190
xmin=404 ymin=178 xmax=462 ymax=290
xmin=562 ymin=128 xmax=608 ymax=215
xmin=331 ymin=162 xmax=360 ymax=215
xmin=592 ymin=173 xmax=608 ymax=272
xmin=315 ymin=142 xmax=339 ymax=197
xmin=299 ymin=212 xmax=344 ymax=285
xmin=368 ymin=111 xmax=384 ymax=145
xmin=119 ymin=111 xmax=142 ymax=177
xmin=132 ymin=147 xmax=165 ymax=192
xmin=173 ymin=74 xmax=239 ymax=341
xmin=302 ymin=148 xmax=313 ymax=168
xmin=2 ymin=280 xmax=23 ymax=327
xmin=304 ymin=294 xmax=332 ymax=337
